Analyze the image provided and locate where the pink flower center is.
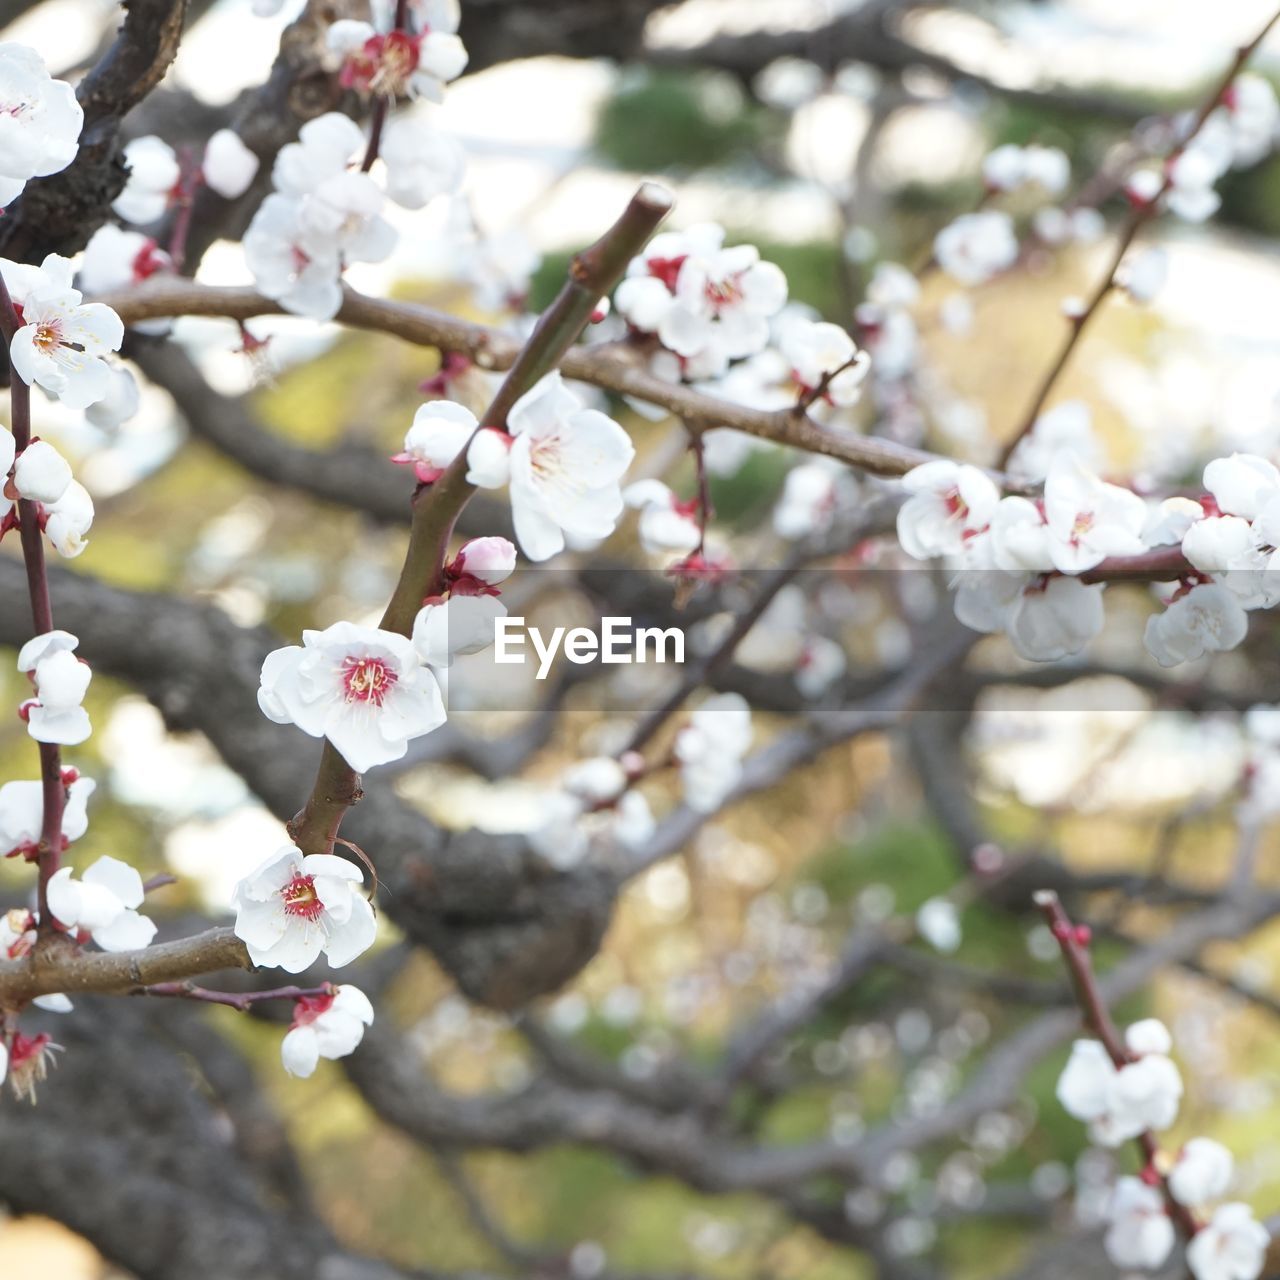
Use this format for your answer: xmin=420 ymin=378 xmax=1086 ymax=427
xmin=943 ymin=488 xmax=969 ymax=519
xmin=1072 ymin=511 xmax=1095 ymax=543
xmin=282 ymin=873 xmax=325 ymax=921
xmin=341 ymin=31 xmax=423 ymax=96
xmin=703 ymin=275 xmax=743 ymax=314
xmin=647 ymin=254 xmax=686 ymax=292
xmin=291 ymin=992 xmax=337 ymax=1028
xmin=132 ymin=240 xmax=169 ymax=282
xmin=342 ymin=655 xmax=397 ymax=705
xmin=8 ymin=1031 xmax=56 ymax=1100
xmin=32 ymin=318 xmax=64 ymax=353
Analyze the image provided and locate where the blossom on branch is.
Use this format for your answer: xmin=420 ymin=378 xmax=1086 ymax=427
xmin=17 ymin=629 xmax=91 ymax=745
xmin=675 ymin=693 xmax=752 ymax=813
xmin=281 ymin=984 xmax=374 ymax=1076
xmin=1169 ymin=1137 xmax=1234 ymax=1207
xmin=202 ymin=128 xmax=260 ymax=200
xmin=615 ymin=223 xmax=788 ymax=378
xmin=43 ymin=479 xmax=94 ymax=558
xmin=896 ymin=460 xmax=999 ymax=559
xmin=0 ymin=774 xmax=93 ymax=858
xmin=0 ymin=42 xmax=82 ymax=207
xmin=328 ymin=0 xmax=467 ymax=104
xmin=111 ymin=136 xmax=180 ymax=226
xmin=47 ymin=855 xmax=156 ymax=952
xmin=1055 ymin=1021 xmax=1183 ymax=1146
xmin=259 ymin=621 xmax=446 ymax=773
xmin=778 ymin=318 xmax=870 ymax=408
xmin=624 ymin=479 xmax=702 ymax=556
xmin=12 ymin=439 xmax=71 ymax=503
xmin=933 ymin=211 xmax=1018 ymax=286
xmin=1187 ymin=1203 xmax=1270 ymax=1280
xmin=1 ymin=254 xmax=124 ymax=409
xmin=232 ymin=845 xmax=377 ymax=971
xmin=468 ymin=372 xmax=635 ymax=563
xmin=392 ymin=399 xmax=478 ymax=484
xmin=1104 ymin=1176 xmax=1175 ymax=1270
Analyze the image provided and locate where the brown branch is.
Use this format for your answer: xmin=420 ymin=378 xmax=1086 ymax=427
xmin=286 ymin=182 xmax=674 ymax=860
xmin=996 ymin=6 xmax=1280 ymax=467
xmin=99 ymin=276 xmax=1012 ymax=485
xmin=1034 ymin=890 xmax=1199 ymax=1240
xmin=0 ymin=0 xmax=190 ymax=261
xmin=0 ymin=926 xmax=251 ymax=1003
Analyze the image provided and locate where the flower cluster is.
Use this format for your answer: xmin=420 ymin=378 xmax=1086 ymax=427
xmin=327 ymin=0 xmax=467 ymax=104
xmin=675 ymin=693 xmax=753 ymax=813
xmin=1057 ymin=1019 xmax=1269 ymax=1278
xmin=528 ymin=757 xmax=655 ymax=870
xmin=894 ymin=441 xmax=1280 ymax=667
xmin=1127 ymin=74 xmax=1280 ymax=223
xmin=244 ymin=109 xmax=463 ymax=319
xmin=395 ymin=373 xmax=635 ymax=562
xmin=2 ymin=425 xmax=95 ymax=557
xmin=615 ymin=222 xmax=788 ymax=380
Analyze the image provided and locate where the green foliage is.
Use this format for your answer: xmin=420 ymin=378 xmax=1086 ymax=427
xmin=594 ymin=69 xmax=779 ymax=174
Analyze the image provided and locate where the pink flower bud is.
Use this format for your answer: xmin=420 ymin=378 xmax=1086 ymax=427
xmin=453 ymin=536 xmax=516 ymax=585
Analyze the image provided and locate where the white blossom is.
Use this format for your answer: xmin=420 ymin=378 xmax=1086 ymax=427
xmin=1145 ymin=583 xmax=1249 ymax=667
xmin=675 ymin=693 xmax=752 ymax=813
xmin=773 ymin=462 xmax=848 ymax=540
xmin=12 ymin=439 xmax=71 ymax=503
xmin=258 ymin=621 xmax=446 ymax=772
xmin=232 ymin=845 xmax=377 ymax=971
xmin=492 ymin=372 xmax=635 ymax=563
xmin=78 ymin=224 xmax=171 ymax=296
xmin=1104 ymin=1176 xmax=1176 ymax=1271
xmin=916 ymin=898 xmax=962 ymax=953
xmin=0 ymin=43 xmax=82 ymax=207
xmin=329 ymin=6 xmax=467 ymax=103
xmin=3 ymin=254 xmax=124 ymax=408
xmin=659 ymin=242 xmax=787 ymax=374
xmin=281 ymin=984 xmax=374 ymax=1077
xmin=47 ymin=856 xmax=156 ymax=951
xmin=84 ymin=365 xmax=141 ymax=431
xmin=43 ymin=479 xmax=94 ymax=558
xmin=1006 ymin=576 xmax=1105 ymax=662
xmin=1170 ymin=1138 xmax=1234 ymax=1208
xmin=392 ymin=399 xmax=477 ymax=483
xmin=202 ymin=128 xmax=260 ymax=199
xmin=896 ymin=461 xmax=999 ymax=559
xmin=112 ymin=136 xmax=180 ymax=225
xmin=1187 ymin=1204 xmax=1270 ymax=1280
xmin=1167 ymin=140 xmax=1229 ymax=222
xmin=1125 ymin=1019 xmax=1173 ymax=1056
xmin=1117 ymin=247 xmax=1169 ymax=304
xmin=933 ymin=211 xmax=1018 ymax=287
xmin=982 ymin=144 xmax=1070 ymax=195
xmin=0 ymin=774 xmax=93 ymax=857
xmin=411 ymin=594 xmax=506 ymax=675
xmin=778 ymin=318 xmax=870 ymax=407
xmin=1204 ymin=453 xmax=1280 ymax=520
xmin=17 ymin=629 xmax=91 ymax=745
xmin=1042 ymin=452 xmax=1146 ymax=573
xmin=1224 ymin=73 xmax=1280 ymax=166
xmin=624 ymin=479 xmax=701 ymax=555
xmin=380 ymin=115 xmax=464 ymax=209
